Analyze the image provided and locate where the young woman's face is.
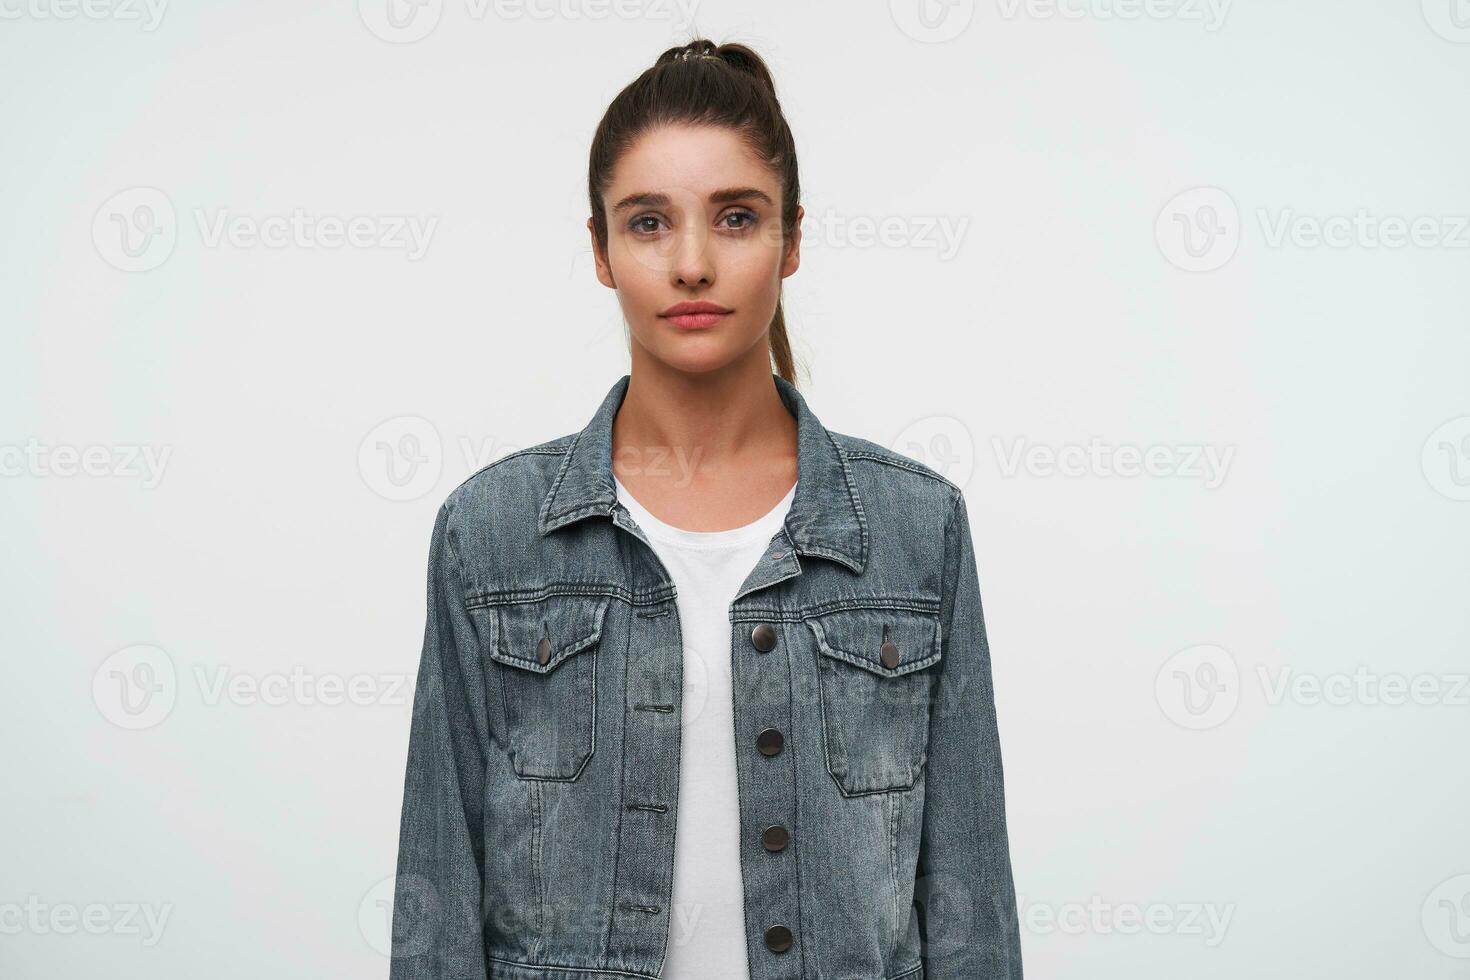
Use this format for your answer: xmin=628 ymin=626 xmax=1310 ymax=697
xmin=591 ymin=123 xmax=801 ymax=376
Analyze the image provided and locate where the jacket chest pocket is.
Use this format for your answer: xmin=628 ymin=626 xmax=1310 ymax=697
xmin=805 ymin=606 xmax=943 ymax=796
xmin=484 ymin=594 xmax=611 ymax=781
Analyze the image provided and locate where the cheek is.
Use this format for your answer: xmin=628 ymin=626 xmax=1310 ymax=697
xmin=719 ymin=237 xmax=785 ymax=287
xmin=607 ymin=240 xmax=661 ymax=297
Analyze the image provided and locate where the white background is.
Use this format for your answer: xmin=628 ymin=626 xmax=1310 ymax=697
xmin=3 ymin=1 xmax=1468 ymax=977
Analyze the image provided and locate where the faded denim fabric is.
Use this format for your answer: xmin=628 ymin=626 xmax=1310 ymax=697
xmin=390 ymin=373 xmax=1023 ymax=980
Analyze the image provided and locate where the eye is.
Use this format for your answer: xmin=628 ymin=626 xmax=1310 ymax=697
xmin=720 ymin=209 xmax=757 ymax=231
xmin=628 ymin=214 xmax=665 ymax=236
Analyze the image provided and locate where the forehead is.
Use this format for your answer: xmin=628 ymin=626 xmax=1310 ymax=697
xmin=609 ymin=123 xmax=776 ymax=196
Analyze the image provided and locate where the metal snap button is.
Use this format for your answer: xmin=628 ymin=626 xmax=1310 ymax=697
xmin=536 ymin=637 xmax=552 ymax=665
xmin=756 ymin=727 xmax=784 ymax=756
xmin=751 ymin=623 xmax=777 ymax=652
xmin=763 ymin=923 xmax=793 ymax=952
xmin=761 ymin=824 xmax=789 ymax=852
xmin=880 ymin=639 xmax=900 ymax=670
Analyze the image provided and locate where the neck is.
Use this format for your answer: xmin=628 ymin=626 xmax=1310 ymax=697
xmin=612 ymin=350 xmax=796 ymax=488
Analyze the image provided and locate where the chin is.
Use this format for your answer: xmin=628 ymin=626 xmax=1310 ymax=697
xmin=645 ymin=341 xmax=746 ymax=377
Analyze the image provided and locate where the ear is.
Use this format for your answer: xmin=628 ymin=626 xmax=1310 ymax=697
xmin=779 ymin=205 xmax=803 ymax=280
xmin=588 ymin=217 xmax=616 ymax=289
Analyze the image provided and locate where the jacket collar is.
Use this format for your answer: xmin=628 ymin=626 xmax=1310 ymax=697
xmin=538 ymin=373 xmax=868 ymax=574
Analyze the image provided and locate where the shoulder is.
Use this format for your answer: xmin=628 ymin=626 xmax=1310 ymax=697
xmin=436 ymin=431 xmax=576 ymax=528
xmin=827 ymin=430 xmax=967 ymax=561
xmin=830 ymin=430 xmax=963 ymax=506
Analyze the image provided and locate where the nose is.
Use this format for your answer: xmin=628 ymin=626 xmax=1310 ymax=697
xmin=668 ymin=223 xmax=714 ymax=289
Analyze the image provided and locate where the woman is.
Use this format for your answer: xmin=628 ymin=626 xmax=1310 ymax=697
xmin=390 ymin=38 xmax=1022 ymax=980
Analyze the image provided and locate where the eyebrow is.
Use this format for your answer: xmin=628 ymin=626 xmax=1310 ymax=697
xmin=610 ymin=186 xmax=775 ymax=214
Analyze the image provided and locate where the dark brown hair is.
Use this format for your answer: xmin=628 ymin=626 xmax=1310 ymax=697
xmin=587 ymin=38 xmax=801 ymax=386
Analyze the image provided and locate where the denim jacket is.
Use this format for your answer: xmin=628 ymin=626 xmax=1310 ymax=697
xmin=390 ymin=373 xmax=1023 ymax=980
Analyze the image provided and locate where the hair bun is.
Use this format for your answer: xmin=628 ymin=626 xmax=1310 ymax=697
xmin=658 ymin=39 xmax=719 ymax=65
xmin=656 ymin=38 xmax=779 ymax=101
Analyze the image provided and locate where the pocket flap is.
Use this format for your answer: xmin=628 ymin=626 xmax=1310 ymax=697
xmin=487 ymin=594 xmax=612 ymax=675
xmin=805 ymin=605 xmax=942 ymax=677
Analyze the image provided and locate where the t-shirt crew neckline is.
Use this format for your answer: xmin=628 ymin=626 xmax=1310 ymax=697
xmin=612 ymin=475 xmax=797 ymax=551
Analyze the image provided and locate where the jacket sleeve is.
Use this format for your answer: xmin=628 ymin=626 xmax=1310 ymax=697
xmin=915 ymin=488 xmax=1024 ymax=979
xmin=390 ymin=502 xmax=492 ymax=980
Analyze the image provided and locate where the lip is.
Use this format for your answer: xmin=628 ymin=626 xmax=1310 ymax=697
xmin=659 ymin=301 xmax=732 ymax=330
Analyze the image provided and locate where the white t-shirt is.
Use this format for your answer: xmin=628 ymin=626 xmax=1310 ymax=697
xmin=612 ymin=475 xmax=798 ymax=980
